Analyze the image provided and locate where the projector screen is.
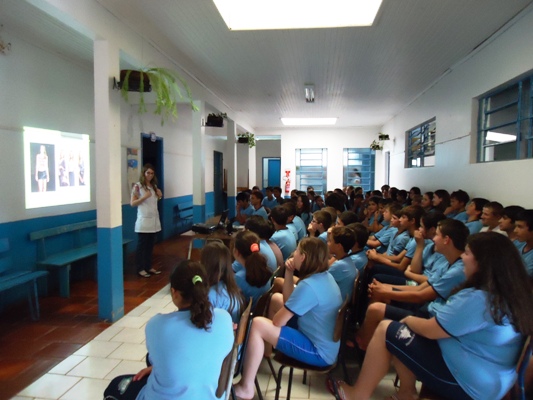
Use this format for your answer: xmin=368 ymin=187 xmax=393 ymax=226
xmin=23 ymin=126 xmax=90 ymax=209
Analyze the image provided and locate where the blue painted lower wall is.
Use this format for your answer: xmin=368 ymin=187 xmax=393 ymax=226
xmin=0 ymin=192 xmax=215 ymax=311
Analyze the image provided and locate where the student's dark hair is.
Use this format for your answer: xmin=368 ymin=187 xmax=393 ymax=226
xmin=381 ymin=184 xmax=390 ymax=191
xmin=297 ymin=237 xmax=330 ymax=280
xmin=379 ymin=198 xmax=394 ymax=206
xmin=450 ymin=189 xmax=469 ymax=205
xmin=236 ymin=191 xmax=250 ymax=202
xmin=325 ymin=193 xmax=345 ymax=213
xmin=273 ymin=186 xmax=282 ymax=193
xmin=353 ymin=193 xmax=364 ymax=200
xmin=282 ymin=201 xmax=297 ymax=217
xmin=458 ymin=233 xmax=533 ymax=335
xmin=470 ymin=197 xmax=489 ymax=212
xmin=389 ymin=187 xmax=399 ymax=200
xmin=433 ymin=189 xmax=451 ymax=212
xmin=296 ymin=193 xmax=311 ymax=214
xmin=401 ymin=205 xmax=425 ymax=229
xmin=251 ymin=190 xmax=264 ymax=201
xmin=330 ymin=226 xmax=356 ymax=253
xmin=437 ymin=219 xmax=468 ymax=251
xmin=200 ymin=241 xmax=244 ymax=319
xmin=170 ymin=260 xmax=212 ymax=330
xmin=516 ymin=209 xmax=533 ymax=231
xmin=312 ymin=210 xmax=333 ymax=233
xmin=371 ymin=190 xmax=383 ymax=197
xmin=233 ymin=231 xmax=271 ymax=288
xmin=485 ymin=201 xmax=504 ymax=217
xmin=346 ymin=222 xmax=370 ymax=249
xmin=423 ymin=191 xmax=434 ymax=204
xmin=307 ymin=190 xmax=316 ymax=198
xmin=411 ymin=194 xmax=422 ymax=205
xmin=321 ymin=208 xmax=337 ymax=228
xmin=421 ymin=211 xmax=446 ymax=230
xmin=409 ymin=186 xmax=421 ymax=196
xmin=397 ymin=189 xmax=408 ymax=201
xmin=245 ymin=215 xmax=274 ymax=239
xmin=270 ymin=205 xmax=290 ymax=226
xmin=502 ymin=205 xmax=525 ymax=223
xmin=265 ymin=186 xmax=273 ymax=192
xmin=338 ymin=210 xmax=359 ymax=226
xmin=368 ymin=196 xmax=381 ymax=205
xmin=385 ymin=202 xmax=402 ymax=215
xmin=139 ymin=163 xmax=159 ymax=189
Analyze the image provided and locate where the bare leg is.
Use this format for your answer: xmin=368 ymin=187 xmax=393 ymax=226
xmin=272 ymin=277 xmax=284 ymax=293
xmin=234 ymin=317 xmax=281 ymax=399
xmin=341 ymin=320 xmax=393 ymax=400
xmin=355 ymin=302 xmax=386 ymax=350
xmin=391 ymin=356 xmax=418 ymax=399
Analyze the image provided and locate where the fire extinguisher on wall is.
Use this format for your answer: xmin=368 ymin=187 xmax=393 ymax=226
xmin=283 ymin=170 xmax=291 ymax=194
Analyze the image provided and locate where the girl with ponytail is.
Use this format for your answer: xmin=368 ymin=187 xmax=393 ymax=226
xmin=232 ymin=230 xmax=272 ymax=306
xmin=104 ymin=260 xmax=234 ymax=400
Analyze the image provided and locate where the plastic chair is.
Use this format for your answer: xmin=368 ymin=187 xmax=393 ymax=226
xmin=267 ymin=296 xmax=350 ymax=400
xmin=216 ymin=298 xmax=253 ymax=399
xmin=511 ymin=335 xmax=532 ymax=400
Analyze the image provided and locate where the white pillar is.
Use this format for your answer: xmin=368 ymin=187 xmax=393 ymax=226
xmin=192 ymin=100 xmax=206 ymax=222
xmin=226 ymin=120 xmax=237 ymax=218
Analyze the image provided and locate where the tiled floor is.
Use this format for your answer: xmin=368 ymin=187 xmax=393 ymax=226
xmin=3 ymin=234 xmax=401 ymax=400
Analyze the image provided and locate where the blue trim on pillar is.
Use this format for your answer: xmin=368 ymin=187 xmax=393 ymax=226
xmin=228 ymin=196 xmax=237 ymax=219
xmin=193 ymin=204 xmax=206 ymax=223
xmin=97 ymin=226 xmax=125 ymax=322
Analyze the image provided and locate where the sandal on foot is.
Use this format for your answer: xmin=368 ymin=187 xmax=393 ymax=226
xmin=148 ymin=269 xmax=161 ymax=275
xmin=325 ymin=377 xmax=347 ymax=400
xmin=138 ymin=271 xmax=151 ymax=278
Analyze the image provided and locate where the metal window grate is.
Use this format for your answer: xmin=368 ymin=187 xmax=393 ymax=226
xmin=343 ymin=148 xmax=375 ymax=191
xmin=406 ymin=118 xmax=436 ymax=168
xmin=295 ymin=148 xmax=327 ymax=195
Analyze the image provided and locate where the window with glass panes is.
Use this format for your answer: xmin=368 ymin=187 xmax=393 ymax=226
xmin=343 ymin=148 xmax=375 ymax=191
xmin=295 ymin=148 xmax=327 ymax=195
xmin=406 ymin=118 xmax=436 ymax=168
xmin=478 ymin=76 xmax=533 ymax=162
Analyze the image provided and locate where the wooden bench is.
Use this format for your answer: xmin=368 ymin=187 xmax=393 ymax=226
xmin=0 ymin=238 xmax=49 ymax=320
xmin=174 ymin=201 xmax=194 ymax=233
xmin=29 ymin=220 xmax=132 ymax=298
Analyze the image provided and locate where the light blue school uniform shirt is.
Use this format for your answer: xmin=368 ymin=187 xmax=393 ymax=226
xmin=514 ymin=240 xmax=533 ymax=277
xmin=373 ymin=225 xmax=398 ymax=254
xmin=292 ymin=215 xmax=307 ymax=241
xmin=271 ymin=228 xmax=297 ymax=260
xmin=318 ymin=231 xmax=328 ymax=244
xmin=436 ymin=288 xmax=523 ymax=400
xmin=138 ymin=308 xmax=233 ymax=400
xmin=262 ymin=196 xmax=278 ymax=210
xmin=252 ymin=205 xmax=269 ymax=220
xmin=427 ymin=258 xmax=465 ymax=316
xmin=420 ymin=241 xmax=445 ymax=280
xmin=404 ymin=237 xmax=417 ymax=259
xmin=235 ymin=268 xmax=271 ymax=307
xmin=386 ymin=230 xmax=410 ymax=256
xmin=208 ymin=282 xmax=241 ymax=323
xmin=328 ymin=257 xmax=358 ymax=301
xmin=465 ymin=220 xmax=483 ymax=235
xmin=453 ymin=211 xmax=468 ymax=223
xmin=284 ymin=272 xmax=342 ymax=365
xmin=349 ymin=249 xmax=368 ymax=274
xmin=299 ymin=212 xmax=312 ymax=227
xmin=259 ymin=239 xmax=278 ymax=272
xmin=287 ymin=223 xmax=299 ymax=242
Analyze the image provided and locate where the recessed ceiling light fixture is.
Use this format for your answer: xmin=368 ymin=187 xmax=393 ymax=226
xmin=281 ymin=118 xmax=337 ymax=126
xmin=304 ymin=84 xmax=315 ymax=103
xmin=212 ymin=0 xmax=382 ymax=31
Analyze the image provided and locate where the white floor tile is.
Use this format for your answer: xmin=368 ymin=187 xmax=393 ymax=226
xmin=126 ymin=305 xmax=150 ymax=317
xmin=48 ymin=355 xmax=87 ymax=375
xmin=74 ymin=340 xmax=122 ymax=358
xmin=107 ymin=342 xmax=147 ymax=361
xmin=104 ymin=360 xmax=147 ymax=380
xmin=109 ymin=327 xmax=146 ymax=344
xmin=59 ymin=377 xmax=111 ymax=400
xmin=92 ymin=325 xmax=124 ymax=342
xmin=18 ymin=374 xmax=81 ymax=399
xmin=140 ymin=297 xmax=171 ymax=308
xmin=112 ymin=315 xmax=150 ymax=329
xmin=66 ymin=356 xmax=121 ymax=379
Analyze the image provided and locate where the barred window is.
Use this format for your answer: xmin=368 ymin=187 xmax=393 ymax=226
xmin=295 ymin=148 xmax=327 ymax=195
xmin=406 ymin=118 xmax=436 ymax=168
xmin=343 ymin=148 xmax=375 ymax=191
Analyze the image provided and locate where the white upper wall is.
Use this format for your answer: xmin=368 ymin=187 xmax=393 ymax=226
xmin=381 ymin=5 xmax=533 ymax=207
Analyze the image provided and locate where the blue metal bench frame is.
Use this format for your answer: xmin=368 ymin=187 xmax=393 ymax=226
xmin=174 ymin=201 xmax=194 ymax=233
xmin=0 ymin=238 xmax=48 ymax=320
xmin=29 ymin=220 xmax=132 ymax=298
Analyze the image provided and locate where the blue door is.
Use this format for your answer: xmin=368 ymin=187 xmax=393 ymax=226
xmin=267 ymin=159 xmax=281 ymax=187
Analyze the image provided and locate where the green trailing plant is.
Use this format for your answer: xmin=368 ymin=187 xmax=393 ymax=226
xmin=237 ymin=132 xmax=256 ymax=148
xmin=370 ymin=132 xmax=390 ymax=151
xmin=120 ymin=67 xmax=199 ymax=125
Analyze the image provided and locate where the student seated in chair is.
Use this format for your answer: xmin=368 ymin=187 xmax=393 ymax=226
xmin=269 ymin=205 xmax=298 ymax=261
xmin=514 ymin=209 xmax=533 ymax=279
xmin=464 ymin=197 xmax=489 ymax=235
xmin=480 ymin=201 xmax=507 ymax=235
xmin=234 ymin=238 xmax=342 ymax=400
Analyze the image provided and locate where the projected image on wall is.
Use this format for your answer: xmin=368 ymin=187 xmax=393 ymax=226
xmin=24 ymin=127 xmax=90 ymax=209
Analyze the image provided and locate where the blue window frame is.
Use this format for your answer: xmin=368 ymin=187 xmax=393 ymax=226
xmin=477 ymin=76 xmax=533 ymax=162
xmin=295 ymin=148 xmax=327 ymax=195
xmin=343 ymin=148 xmax=375 ymax=192
xmin=406 ymin=118 xmax=436 ymax=168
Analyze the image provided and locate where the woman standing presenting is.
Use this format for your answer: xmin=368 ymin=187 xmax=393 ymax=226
xmin=131 ymin=164 xmax=163 ymax=277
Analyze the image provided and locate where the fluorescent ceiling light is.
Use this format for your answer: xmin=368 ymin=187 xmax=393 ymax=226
xmin=281 ymin=118 xmax=337 ymax=126
xmin=486 ymin=131 xmax=516 ymax=143
xmin=212 ymin=0 xmax=382 ymax=31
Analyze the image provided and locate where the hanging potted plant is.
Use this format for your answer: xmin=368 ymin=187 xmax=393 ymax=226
xmin=118 ymin=67 xmax=199 ymax=125
xmin=370 ymin=132 xmax=389 ymax=151
xmin=205 ymin=112 xmax=227 ymax=127
xmin=237 ymin=132 xmax=256 ymax=148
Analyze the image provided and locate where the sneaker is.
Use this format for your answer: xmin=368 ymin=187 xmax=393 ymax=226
xmin=148 ymin=269 xmax=162 ymax=275
xmin=138 ymin=271 xmax=151 ymax=278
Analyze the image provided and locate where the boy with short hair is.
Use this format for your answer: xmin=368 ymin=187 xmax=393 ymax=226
xmin=499 ymin=205 xmax=525 ymax=241
xmin=327 ymin=226 xmax=357 ymax=300
xmin=346 ymin=223 xmax=370 ymax=274
xmin=367 ymin=203 xmax=401 ymax=253
xmin=449 ymin=189 xmax=470 ymax=222
xmin=235 ymin=191 xmax=254 ymax=225
xmin=249 ymin=191 xmax=268 ymax=220
xmin=464 ymin=197 xmax=489 ymax=234
xmin=269 ymin=205 xmax=297 ymax=261
xmin=514 ymin=209 xmax=533 ymax=278
xmin=308 ymin=210 xmax=332 ymax=244
xmin=261 ymin=186 xmax=278 ymax=213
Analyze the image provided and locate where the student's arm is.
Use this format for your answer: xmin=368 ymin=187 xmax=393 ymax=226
xmin=408 ymin=231 xmax=426 ymax=274
xmin=272 ymin=307 xmax=294 ymax=327
xmin=401 ymin=316 xmax=450 ymax=340
xmin=282 ymin=258 xmax=296 ymax=303
xmin=369 ymin=211 xmax=383 ymax=233
xmin=369 ymin=249 xmax=407 ymax=265
xmin=404 ymin=266 xmax=429 ymax=284
xmin=377 ymin=283 xmax=437 ymax=304
xmin=133 ymin=366 xmax=153 ymax=381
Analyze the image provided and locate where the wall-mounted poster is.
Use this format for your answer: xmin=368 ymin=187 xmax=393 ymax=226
xmin=127 ymin=148 xmax=139 ymax=192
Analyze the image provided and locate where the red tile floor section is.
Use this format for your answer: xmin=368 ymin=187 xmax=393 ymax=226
xmin=0 ymin=235 xmax=191 ymax=400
